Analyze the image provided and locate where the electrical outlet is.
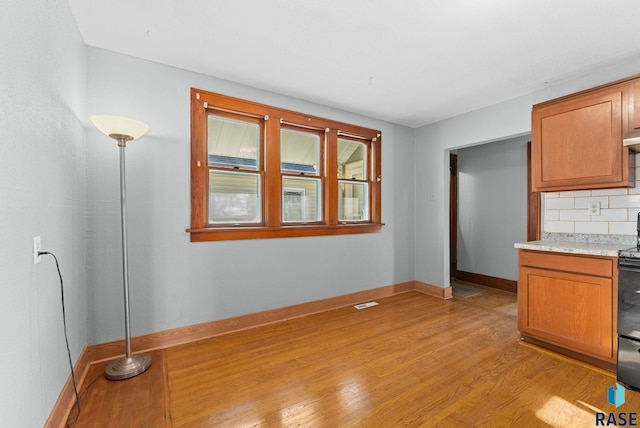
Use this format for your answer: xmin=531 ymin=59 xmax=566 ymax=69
xmin=588 ymin=201 xmax=601 ymax=216
xmin=33 ymin=236 xmax=41 ymax=264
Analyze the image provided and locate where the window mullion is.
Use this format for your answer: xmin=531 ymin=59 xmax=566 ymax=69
xmin=371 ymin=136 xmax=382 ymax=224
xmin=264 ymin=116 xmax=281 ymax=227
xmin=325 ymin=130 xmax=338 ymax=225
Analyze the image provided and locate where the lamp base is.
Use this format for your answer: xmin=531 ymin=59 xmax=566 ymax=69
xmin=104 ymin=353 xmax=152 ymax=381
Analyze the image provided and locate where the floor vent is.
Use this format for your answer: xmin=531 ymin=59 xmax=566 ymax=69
xmin=354 ymin=301 xmax=379 ymax=310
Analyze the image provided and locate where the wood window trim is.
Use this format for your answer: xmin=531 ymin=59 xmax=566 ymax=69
xmin=188 ymin=88 xmax=383 ymax=242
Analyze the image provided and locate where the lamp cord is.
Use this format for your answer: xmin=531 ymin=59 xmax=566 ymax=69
xmin=39 ymin=251 xmax=81 ymax=425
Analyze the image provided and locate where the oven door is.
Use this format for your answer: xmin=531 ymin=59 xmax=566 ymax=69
xmin=618 ymin=336 xmax=640 ymax=390
xmin=618 ymin=257 xmax=640 ymax=338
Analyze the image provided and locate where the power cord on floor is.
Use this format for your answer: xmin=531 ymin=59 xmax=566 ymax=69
xmin=39 ymin=251 xmax=81 ymax=426
xmin=65 ymin=372 xmax=103 ymax=426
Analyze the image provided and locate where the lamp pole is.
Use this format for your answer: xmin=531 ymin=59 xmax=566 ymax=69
xmin=90 ymin=115 xmax=152 ymax=381
xmin=117 ymin=135 xmax=133 ymax=360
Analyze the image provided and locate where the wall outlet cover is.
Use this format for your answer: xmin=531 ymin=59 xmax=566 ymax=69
xmin=33 ymin=236 xmax=41 ymax=264
xmin=588 ymin=201 xmax=601 ymax=216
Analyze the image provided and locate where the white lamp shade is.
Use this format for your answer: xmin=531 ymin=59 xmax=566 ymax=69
xmin=90 ymin=115 xmax=149 ymax=140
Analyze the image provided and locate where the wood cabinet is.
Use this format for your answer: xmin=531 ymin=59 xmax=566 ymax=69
xmin=517 ymin=250 xmax=617 ymax=367
xmin=531 ymin=76 xmax=638 ymax=192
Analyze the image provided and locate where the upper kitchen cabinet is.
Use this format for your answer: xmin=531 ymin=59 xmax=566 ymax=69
xmin=531 ymin=76 xmax=638 ymax=192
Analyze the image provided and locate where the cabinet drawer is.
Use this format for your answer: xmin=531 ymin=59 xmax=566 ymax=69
xmin=519 ymin=250 xmax=613 ymax=277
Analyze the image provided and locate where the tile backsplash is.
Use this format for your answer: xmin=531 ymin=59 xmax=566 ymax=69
xmin=543 ymin=157 xmax=640 ymax=235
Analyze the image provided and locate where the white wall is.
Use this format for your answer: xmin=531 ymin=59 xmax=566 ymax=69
xmin=543 ymin=155 xmax=640 ymax=235
xmin=85 ymin=47 xmax=416 ymax=344
xmin=0 ymin=1 xmax=86 ymax=426
xmin=457 ymin=136 xmax=529 ymax=281
xmin=415 ymin=56 xmax=640 ymax=289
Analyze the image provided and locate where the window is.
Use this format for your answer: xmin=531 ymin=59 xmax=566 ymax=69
xmin=189 ymin=89 xmax=382 ymax=241
xmin=281 ymin=127 xmax=322 ymax=224
xmin=338 ymin=138 xmax=369 ymax=222
xmin=207 ymin=113 xmax=262 ymax=224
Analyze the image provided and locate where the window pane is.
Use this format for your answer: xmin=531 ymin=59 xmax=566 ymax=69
xmin=338 ymin=181 xmax=369 ymax=221
xmin=209 ymin=171 xmax=261 ymax=224
xmin=281 ymin=129 xmax=319 ymax=175
xmin=282 ymin=177 xmax=322 ymax=223
xmin=208 ymin=115 xmax=259 ymax=169
xmin=337 ymin=139 xmax=367 ymax=179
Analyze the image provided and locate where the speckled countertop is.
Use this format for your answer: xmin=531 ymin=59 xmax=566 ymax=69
xmin=514 ymin=233 xmax=636 ymax=257
xmin=514 ymin=240 xmax=631 ymax=257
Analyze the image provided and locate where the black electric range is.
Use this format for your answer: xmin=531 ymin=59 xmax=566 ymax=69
xmin=618 ymin=245 xmax=640 ymax=390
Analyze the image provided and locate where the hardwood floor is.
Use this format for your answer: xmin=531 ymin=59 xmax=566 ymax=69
xmin=67 ymin=289 xmax=640 ymax=427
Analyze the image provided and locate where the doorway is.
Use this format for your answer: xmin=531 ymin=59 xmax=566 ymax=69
xmin=449 ymin=137 xmax=539 ymax=293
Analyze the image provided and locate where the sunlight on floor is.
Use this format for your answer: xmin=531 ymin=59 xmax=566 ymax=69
xmin=339 ymin=376 xmax=370 ymax=412
xmin=210 ymin=401 xmax=263 ymax=428
xmin=535 ymin=396 xmax=597 ymax=427
xmin=280 ymin=399 xmax=318 ymax=426
xmin=577 ymin=399 xmax=605 ymax=414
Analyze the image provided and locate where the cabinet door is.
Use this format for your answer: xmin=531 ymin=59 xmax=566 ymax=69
xmin=531 ymin=86 xmax=629 ymax=191
xmin=631 ymin=80 xmax=640 ymax=131
xmin=518 ymin=266 xmax=614 ymax=360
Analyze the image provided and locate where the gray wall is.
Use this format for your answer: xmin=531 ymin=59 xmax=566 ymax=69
xmin=456 ymin=136 xmax=529 ymax=281
xmin=0 ymin=1 xmax=87 ymax=426
xmin=414 ymin=57 xmax=640 ymax=289
xmin=85 ymin=47 xmax=416 ymax=344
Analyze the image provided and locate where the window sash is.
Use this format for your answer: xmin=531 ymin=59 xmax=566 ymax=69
xmin=281 ymin=127 xmax=322 ymax=176
xmin=208 ymin=170 xmax=262 ymax=225
xmin=207 ymin=112 xmax=262 ymax=171
xmin=338 ymin=181 xmax=369 ymax=222
xmin=282 ymin=177 xmax=322 ymax=224
xmin=338 ymin=138 xmax=367 ymax=180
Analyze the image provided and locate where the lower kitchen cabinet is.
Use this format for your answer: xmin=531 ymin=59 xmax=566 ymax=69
xmin=517 ymin=249 xmax=617 ymax=367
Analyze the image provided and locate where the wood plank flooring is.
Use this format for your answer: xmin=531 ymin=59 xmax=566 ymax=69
xmin=67 ymin=288 xmax=640 ymax=427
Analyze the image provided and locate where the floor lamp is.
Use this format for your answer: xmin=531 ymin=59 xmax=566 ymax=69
xmin=91 ymin=115 xmax=152 ymax=380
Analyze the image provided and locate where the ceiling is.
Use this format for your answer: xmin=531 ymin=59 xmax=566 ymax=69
xmin=67 ymin=0 xmax=640 ymax=128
